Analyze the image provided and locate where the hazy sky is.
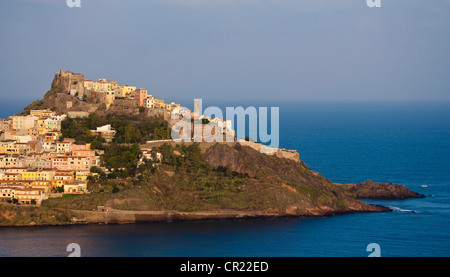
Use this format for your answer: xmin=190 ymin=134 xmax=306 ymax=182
xmin=0 ymin=0 xmax=449 ymax=106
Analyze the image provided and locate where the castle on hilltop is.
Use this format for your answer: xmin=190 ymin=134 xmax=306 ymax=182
xmin=51 ymin=69 xmax=84 ymax=95
xmin=51 ymin=69 xmax=182 ymax=113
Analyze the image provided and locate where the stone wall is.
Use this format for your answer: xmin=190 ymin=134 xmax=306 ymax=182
xmin=236 ymin=140 xmax=300 ymax=162
xmin=105 ymin=99 xmax=139 ymax=115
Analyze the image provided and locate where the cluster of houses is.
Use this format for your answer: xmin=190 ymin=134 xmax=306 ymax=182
xmin=0 ymin=107 xmax=168 ymax=206
xmin=0 ymin=108 xmax=106 ymax=206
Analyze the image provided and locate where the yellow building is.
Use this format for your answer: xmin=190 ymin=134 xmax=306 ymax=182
xmin=115 ymin=85 xmax=136 ymax=98
xmin=36 ymin=170 xmax=55 ymax=181
xmin=153 ymin=98 xmax=165 ymax=109
xmin=36 ymin=119 xmax=47 ymax=135
xmin=42 ymin=110 xmax=54 ymax=118
xmin=31 ymin=180 xmax=52 ymax=193
xmin=22 ymin=170 xmax=38 ymax=181
xmin=75 ymin=170 xmax=90 ymax=181
xmin=30 ymin=109 xmax=53 ymax=118
xmin=64 ymin=181 xmax=88 ymax=194
xmin=52 ymin=170 xmax=74 ymax=188
xmin=0 ymin=142 xmax=20 ymax=155
xmin=164 ymin=102 xmax=181 ymax=112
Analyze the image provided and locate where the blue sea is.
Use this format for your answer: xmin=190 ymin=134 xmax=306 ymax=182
xmin=0 ymin=100 xmax=449 ymax=257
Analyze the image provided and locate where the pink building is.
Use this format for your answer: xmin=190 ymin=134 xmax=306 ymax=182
xmin=71 ymin=149 xmax=96 ymax=157
xmin=69 ymin=144 xmax=90 ymax=152
xmin=41 ymin=152 xmax=54 ymax=161
xmin=67 ymin=156 xmax=91 ymax=171
xmin=51 ymin=156 xmax=69 ymax=171
xmin=134 ymin=89 xmax=148 ymax=107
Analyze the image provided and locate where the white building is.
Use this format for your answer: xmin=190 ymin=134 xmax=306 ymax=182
xmin=209 ymin=117 xmax=235 ymax=137
xmin=51 ymin=114 xmax=67 ymax=121
xmin=44 ymin=118 xmax=61 ymax=132
xmin=144 ymin=96 xmax=156 ymax=109
xmin=56 ymin=140 xmax=73 ymax=154
xmin=90 ymin=125 xmax=116 ymax=142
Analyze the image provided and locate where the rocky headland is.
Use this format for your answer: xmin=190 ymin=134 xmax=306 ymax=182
xmin=0 ymin=140 xmax=425 ymax=226
xmin=0 ymin=72 xmax=426 ymax=227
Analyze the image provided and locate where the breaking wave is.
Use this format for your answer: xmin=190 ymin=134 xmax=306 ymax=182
xmin=389 ymin=206 xmax=419 ymax=213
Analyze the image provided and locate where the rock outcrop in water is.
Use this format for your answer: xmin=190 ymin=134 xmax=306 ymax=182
xmin=338 ymin=180 xmax=426 ymax=200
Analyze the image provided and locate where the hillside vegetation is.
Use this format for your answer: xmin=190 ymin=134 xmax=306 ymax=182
xmin=42 ymin=142 xmax=385 ymax=216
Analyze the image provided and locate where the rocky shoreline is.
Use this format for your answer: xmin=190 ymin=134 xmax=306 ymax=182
xmin=1 ymin=205 xmax=392 ymax=227
xmin=67 ymin=206 xmax=392 ymax=226
xmin=56 ymin=180 xmax=419 ymax=226
xmin=0 ymin=172 xmax=425 ymax=227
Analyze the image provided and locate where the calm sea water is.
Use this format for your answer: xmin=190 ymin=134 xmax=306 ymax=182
xmin=0 ymin=100 xmax=449 ymax=257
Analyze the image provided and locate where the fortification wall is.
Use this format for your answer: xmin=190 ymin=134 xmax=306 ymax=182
xmin=51 ymin=71 xmax=84 ymax=94
xmin=237 ymin=140 xmax=300 ymax=162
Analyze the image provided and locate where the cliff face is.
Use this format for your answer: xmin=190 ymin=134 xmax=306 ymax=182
xmin=200 ymin=143 xmax=389 ymax=216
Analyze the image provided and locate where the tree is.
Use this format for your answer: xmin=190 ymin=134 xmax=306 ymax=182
xmin=115 ymin=124 xmax=142 ymax=144
xmin=101 ymin=143 xmax=142 ymax=173
xmin=112 ymin=186 xmax=120 ymax=193
xmin=90 ymin=137 xmax=105 ymax=150
xmin=90 ymin=166 xmax=105 ymax=175
xmin=61 ymin=117 xmax=95 ymax=144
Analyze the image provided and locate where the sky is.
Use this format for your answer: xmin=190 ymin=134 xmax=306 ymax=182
xmin=0 ymin=0 xmax=449 ymax=107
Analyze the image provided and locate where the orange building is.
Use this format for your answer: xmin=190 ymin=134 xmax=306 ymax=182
xmin=134 ymin=88 xmax=148 ymax=107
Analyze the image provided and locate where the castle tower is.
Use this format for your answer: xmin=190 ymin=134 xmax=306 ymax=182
xmin=194 ymin=98 xmax=201 ymax=119
xmin=51 ymin=69 xmax=84 ymax=94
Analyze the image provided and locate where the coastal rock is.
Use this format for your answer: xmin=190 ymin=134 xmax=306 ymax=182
xmin=341 ymin=180 xmax=426 ymax=200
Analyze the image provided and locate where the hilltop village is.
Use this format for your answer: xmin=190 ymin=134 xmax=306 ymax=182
xmin=52 ymin=69 xmax=185 ymax=113
xmin=0 ymin=70 xmax=236 ymax=206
